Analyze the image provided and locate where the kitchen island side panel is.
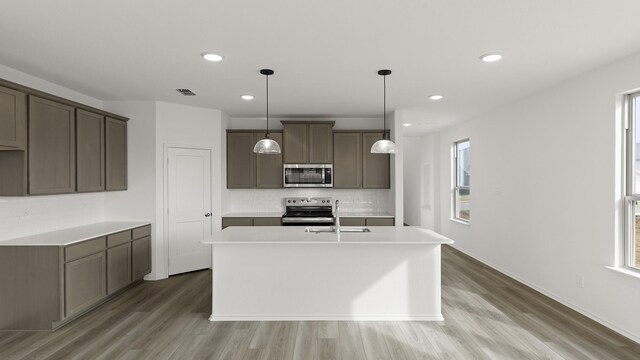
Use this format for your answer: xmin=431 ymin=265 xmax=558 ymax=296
xmin=211 ymin=243 xmax=442 ymax=321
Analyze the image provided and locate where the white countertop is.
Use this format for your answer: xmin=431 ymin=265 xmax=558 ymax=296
xmin=0 ymin=221 xmax=151 ymax=246
xmin=202 ymin=226 xmax=453 ymax=245
xmin=222 ymin=212 xmax=394 ymax=218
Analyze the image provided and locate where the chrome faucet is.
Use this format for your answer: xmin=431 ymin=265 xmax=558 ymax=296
xmin=334 ymin=200 xmax=341 ymax=234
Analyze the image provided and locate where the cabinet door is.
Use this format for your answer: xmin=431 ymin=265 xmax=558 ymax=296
xmin=333 ymin=132 xmax=362 ymax=188
xmin=0 ymin=86 xmax=27 ymax=149
xmin=366 ymin=218 xmax=394 ymax=226
xmin=283 ymin=123 xmax=308 ymax=163
xmin=64 ymin=252 xmax=106 ymax=317
xmin=252 ymin=217 xmax=282 ymax=226
xmin=362 ymin=133 xmax=390 ymax=189
xmin=105 ymin=118 xmax=127 ymax=190
xmin=132 ymin=236 xmax=151 ymax=281
xmin=107 ymin=242 xmax=132 ymax=294
xmin=28 ymin=96 xmax=76 ymax=194
xmin=76 ymin=110 xmax=105 ymax=192
xmin=256 ymin=132 xmax=283 ymax=188
xmin=309 ymin=123 xmax=333 ymax=164
xmin=227 ymin=132 xmax=256 ymax=188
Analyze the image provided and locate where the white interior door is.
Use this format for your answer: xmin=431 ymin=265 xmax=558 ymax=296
xmin=168 ymin=147 xmax=212 ymax=275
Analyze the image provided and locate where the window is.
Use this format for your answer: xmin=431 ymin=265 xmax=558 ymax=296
xmin=625 ymin=92 xmax=640 ymax=270
xmin=453 ymin=139 xmax=470 ymax=222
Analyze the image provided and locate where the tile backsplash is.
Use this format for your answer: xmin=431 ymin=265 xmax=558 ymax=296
xmin=223 ymin=189 xmax=391 ymax=214
xmin=0 ymin=193 xmax=105 ymax=241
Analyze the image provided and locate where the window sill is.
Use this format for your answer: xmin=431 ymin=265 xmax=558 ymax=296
xmin=449 ymin=218 xmax=470 ymax=226
xmin=605 ymin=266 xmax=640 ymax=280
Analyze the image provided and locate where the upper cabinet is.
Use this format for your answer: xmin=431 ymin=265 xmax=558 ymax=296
xmin=333 ymin=131 xmax=390 ymax=189
xmin=105 ymin=118 xmax=127 ymax=191
xmin=0 ymin=79 xmax=129 ymax=196
xmin=0 ymin=85 xmax=27 ymax=150
xmin=282 ymin=121 xmax=334 ymax=164
xmin=362 ymin=132 xmax=390 ymax=188
xmin=28 ymin=96 xmax=76 ymax=195
xmin=227 ymin=130 xmax=283 ymax=189
xmin=77 ymin=110 xmax=105 ymax=192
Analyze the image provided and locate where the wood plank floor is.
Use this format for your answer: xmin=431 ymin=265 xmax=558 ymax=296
xmin=1 ymin=245 xmax=638 ymax=359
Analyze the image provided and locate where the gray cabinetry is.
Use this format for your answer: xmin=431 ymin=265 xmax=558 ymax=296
xmin=65 ymin=251 xmax=107 ymax=317
xmin=341 ymin=217 xmax=366 ymax=226
xmin=105 ymin=117 xmax=127 ymax=191
xmin=0 ymin=85 xmax=27 ymax=150
xmin=227 ymin=130 xmax=283 ymax=189
xmin=362 ymin=132 xmax=390 ymax=189
xmin=282 ymin=121 xmax=334 ymax=164
xmin=107 ymin=243 xmax=132 ymax=294
xmin=76 ymin=109 xmax=105 ymax=192
xmin=0 ymin=224 xmax=151 ymax=330
xmin=282 ymin=122 xmax=308 ymax=163
xmin=256 ymin=132 xmax=283 ymax=188
xmin=227 ymin=131 xmax=256 ymax=188
xmin=222 ymin=217 xmax=282 ymax=228
xmin=132 ymin=236 xmax=151 ymax=281
xmin=28 ymin=96 xmax=76 ymax=195
xmin=341 ymin=217 xmax=394 ymax=226
xmin=333 ymin=132 xmax=362 ymax=188
xmin=333 ymin=131 xmax=389 ymax=189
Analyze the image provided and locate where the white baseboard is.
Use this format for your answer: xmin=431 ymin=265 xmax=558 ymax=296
xmin=143 ymin=272 xmax=168 ymax=281
xmin=208 ymin=314 xmax=444 ymax=322
xmin=451 ymin=245 xmax=640 ymax=345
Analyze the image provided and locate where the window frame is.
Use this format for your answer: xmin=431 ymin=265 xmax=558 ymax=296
xmin=452 ymin=138 xmax=470 ymax=224
xmin=624 ymin=92 xmax=640 ymax=271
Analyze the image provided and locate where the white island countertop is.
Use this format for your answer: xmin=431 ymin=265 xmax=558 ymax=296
xmin=0 ymin=221 xmax=151 ymax=246
xmin=202 ymin=226 xmax=453 ymax=245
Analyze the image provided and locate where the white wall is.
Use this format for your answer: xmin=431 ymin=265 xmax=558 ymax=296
xmin=403 ymin=133 xmax=440 ymax=230
xmin=0 ymin=64 xmax=106 ymax=241
xmin=407 ymin=51 xmax=640 ymax=342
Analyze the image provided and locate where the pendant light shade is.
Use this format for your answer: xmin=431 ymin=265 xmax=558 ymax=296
xmin=254 ymin=69 xmax=281 ymax=154
xmin=371 ymin=69 xmax=397 ymax=154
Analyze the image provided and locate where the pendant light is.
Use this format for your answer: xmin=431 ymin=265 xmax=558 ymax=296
xmin=370 ymin=69 xmax=397 ymax=154
xmin=253 ymin=69 xmax=281 ymax=154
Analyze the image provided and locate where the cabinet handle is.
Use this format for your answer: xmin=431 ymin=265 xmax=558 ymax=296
xmin=204 ymin=212 xmax=212 ymax=217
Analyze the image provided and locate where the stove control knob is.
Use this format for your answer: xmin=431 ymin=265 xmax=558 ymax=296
xmin=293 ymin=200 xmax=296 ymax=203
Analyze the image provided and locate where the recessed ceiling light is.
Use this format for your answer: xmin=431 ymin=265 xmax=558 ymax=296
xmin=403 ymin=123 xmax=412 ymax=127
xmin=480 ymin=53 xmax=502 ymax=62
xmin=202 ymin=53 xmax=223 ymax=62
xmin=429 ymin=94 xmax=444 ymax=100
xmin=241 ymin=95 xmax=254 ymax=100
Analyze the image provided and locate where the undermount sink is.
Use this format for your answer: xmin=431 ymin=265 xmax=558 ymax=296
xmin=304 ymin=226 xmax=371 ymax=233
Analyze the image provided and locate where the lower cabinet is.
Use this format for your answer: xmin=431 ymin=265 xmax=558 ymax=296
xmin=132 ymin=236 xmax=151 ymax=281
xmin=107 ymin=242 xmax=132 ymax=294
xmin=0 ymin=224 xmax=152 ymax=330
xmin=65 ymin=251 xmax=107 ymax=317
xmin=222 ymin=217 xmax=282 ymax=228
xmin=341 ymin=217 xmax=394 ymax=226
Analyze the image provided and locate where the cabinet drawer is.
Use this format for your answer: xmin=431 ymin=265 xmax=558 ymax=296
xmin=253 ymin=217 xmax=282 ymax=226
xmin=366 ymin=218 xmax=394 ymax=226
xmin=132 ymin=225 xmax=151 ymax=239
xmin=222 ymin=217 xmax=253 ymax=228
xmin=65 ymin=237 xmax=106 ymax=262
xmin=341 ymin=218 xmax=366 ymax=226
xmin=107 ymin=230 xmax=132 ymax=248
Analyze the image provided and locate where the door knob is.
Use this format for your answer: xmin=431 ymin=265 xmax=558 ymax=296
xmin=204 ymin=212 xmax=212 ymax=217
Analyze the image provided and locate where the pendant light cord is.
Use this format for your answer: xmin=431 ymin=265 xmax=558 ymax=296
xmin=266 ymin=73 xmax=270 ymax=137
xmin=383 ymin=74 xmax=386 ymax=137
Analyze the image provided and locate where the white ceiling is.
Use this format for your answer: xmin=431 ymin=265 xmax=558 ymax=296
xmin=2 ymin=0 xmax=640 ymax=135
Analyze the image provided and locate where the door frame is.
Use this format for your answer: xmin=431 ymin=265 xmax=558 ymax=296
xmin=163 ymin=143 xmax=214 ymax=276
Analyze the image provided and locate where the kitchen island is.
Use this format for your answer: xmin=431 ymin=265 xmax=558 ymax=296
xmin=202 ymin=226 xmax=453 ymax=321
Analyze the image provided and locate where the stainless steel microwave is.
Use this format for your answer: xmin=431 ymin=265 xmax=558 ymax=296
xmin=283 ymin=164 xmax=333 ymax=188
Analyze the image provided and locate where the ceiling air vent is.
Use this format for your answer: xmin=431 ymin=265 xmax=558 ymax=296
xmin=176 ymin=88 xmax=196 ymax=96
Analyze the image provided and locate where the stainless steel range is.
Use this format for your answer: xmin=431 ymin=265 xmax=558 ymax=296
xmin=281 ymin=197 xmax=334 ymax=226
